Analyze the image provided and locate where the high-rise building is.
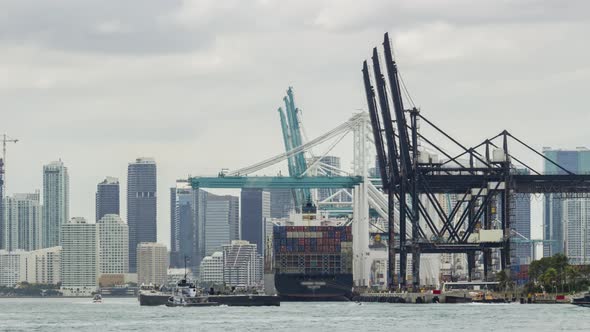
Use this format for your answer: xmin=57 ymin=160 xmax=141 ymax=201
xmin=170 ymin=181 xmax=197 ymax=268
xmin=137 ymin=242 xmax=168 ymax=285
xmin=268 ymin=189 xmax=294 ymax=219
xmin=127 ymin=158 xmax=157 ymax=273
xmin=511 ymin=193 xmax=532 ymax=265
xmin=42 ymin=160 xmax=69 ymax=248
xmin=204 ymin=194 xmax=239 ymax=256
xmin=2 ymin=191 xmax=41 ymax=251
xmin=241 ymin=189 xmax=270 ymax=256
xmin=543 ymin=147 xmax=590 ymax=263
xmin=96 ymin=177 xmax=120 ymax=222
xmin=98 ymin=214 xmax=129 ymax=274
xmin=510 ymin=169 xmax=532 ymax=265
xmin=199 ymin=251 xmax=223 ymax=285
xmin=0 ymin=158 xmax=4 ymax=250
xmin=222 ymin=240 xmax=262 ymax=287
xmin=60 ymin=217 xmax=98 ymax=296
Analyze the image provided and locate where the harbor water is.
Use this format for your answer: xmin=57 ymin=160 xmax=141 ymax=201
xmin=1 ymin=298 xmax=589 ymax=331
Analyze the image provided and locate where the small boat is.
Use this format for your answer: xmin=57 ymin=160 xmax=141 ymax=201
xmin=471 ymin=291 xmax=507 ymax=303
xmin=572 ymin=293 xmax=590 ymax=307
xmin=92 ymin=294 xmax=103 ymax=303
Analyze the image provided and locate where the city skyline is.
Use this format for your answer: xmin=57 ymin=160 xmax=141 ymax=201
xmin=2 ymin=2 xmax=589 ymax=250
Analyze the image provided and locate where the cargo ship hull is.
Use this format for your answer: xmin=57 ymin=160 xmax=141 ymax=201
xmin=273 ymin=224 xmax=353 ymax=302
xmin=275 ymin=273 xmax=352 ymax=301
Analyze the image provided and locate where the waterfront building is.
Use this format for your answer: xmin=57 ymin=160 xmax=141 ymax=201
xmin=268 ymin=189 xmax=294 ymax=219
xmin=137 ymin=242 xmax=168 ymax=286
xmin=127 ymin=158 xmax=157 ymax=273
xmin=42 ymin=160 xmax=69 ymax=248
xmin=204 ymin=194 xmax=239 ymax=256
xmin=60 ymin=218 xmax=98 ymax=295
xmin=98 ymin=214 xmax=129 ymax=274
xmin=96 ymin=177 xmax=120 ymax=222
xmin=0 ymin=250 xmax=27 ymax=287
xmin=222 ymin=240 xmax=262 ymax=287
xmin=170 ymin=181 xmax=197 ymax=269
xmin=2 ymin=191 xmax=41 ymax=251
xmin=199 ymin=251 xmax=224 ymax=284
xmin=543 ymin=147 xmax=590 ymax=264
xmin=241 ymin=189 xmax=270 ymax=256
xmin=29 ymin=246 xmax=61 ymax=285
xmin=0 ymin=247 xmax=62 ymax=287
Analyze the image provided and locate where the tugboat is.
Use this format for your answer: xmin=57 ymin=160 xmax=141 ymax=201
xmin=166 ymin=294 xmax=219 ymax=307
xmin=92 ymin=294 xmax=103 ymax=303
xmin=572 ymin=293 xmax=590 ymax=307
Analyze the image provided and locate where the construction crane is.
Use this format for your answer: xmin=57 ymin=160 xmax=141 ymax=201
xmin=0 ymin=134 xmax=18 ymax=249
xmin=0 ymin=133 xmax=19 ymax=193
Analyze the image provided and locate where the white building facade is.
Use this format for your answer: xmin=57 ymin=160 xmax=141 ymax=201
xmin=98 ymin=214 xmax=129 ymax=274
xmin=60 ymin=218 xmax=98 ymax=296
xmin=0 ymin=250 xmax=27 ymax=287
xmin=222 ymin=240 xmax=262 ymax=288
xmin=199 ymin=251 xmax=224 ymax=284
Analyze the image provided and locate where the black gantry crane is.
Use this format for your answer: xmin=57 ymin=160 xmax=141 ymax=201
xmin=363 ymin=32 xmax=590 ymax=291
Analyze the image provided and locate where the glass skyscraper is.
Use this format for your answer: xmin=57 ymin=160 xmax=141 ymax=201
xmin=42 ymin=160 xmax=69 ymax=248
xmin=2 ymin=191 xmax=41 ymax=251
xmin=543 ymin=147 xmax=590 ymax=264
xmin=268 ymin=189 xmax=294 ymax=219
xmin=96 ymin=177 xmax=120 ymax=222
xmin=240 ymin=189 xmax=270 ymax=256
xmin=170 ymin=181 xmax=197 ymax=268
xmin=127 ymin=158 xmax=157 ymax=273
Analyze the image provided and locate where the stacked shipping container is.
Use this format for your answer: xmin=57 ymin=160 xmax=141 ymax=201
xmin=273 ymin=225 xmax=352 ymax=275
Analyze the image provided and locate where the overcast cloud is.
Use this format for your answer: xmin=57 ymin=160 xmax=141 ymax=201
xmin=2 ymin=0 xmax=589 ymax=246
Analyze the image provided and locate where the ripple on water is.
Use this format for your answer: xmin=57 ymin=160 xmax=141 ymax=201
xmin=0 ymin=298 xmax=589 ymax=332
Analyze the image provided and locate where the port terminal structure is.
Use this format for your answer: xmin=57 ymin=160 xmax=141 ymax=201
xmin=190 ymin=97 xmax=391 ymax=287
xmin=362 ymin=32 xmax=590 ymax=291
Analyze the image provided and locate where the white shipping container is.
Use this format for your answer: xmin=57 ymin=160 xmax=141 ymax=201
xmin=479 ymin=229 xmax=503 ymax=242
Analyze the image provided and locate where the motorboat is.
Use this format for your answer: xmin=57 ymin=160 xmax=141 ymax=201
xmin=92 ymin=294 xmax=103 ymax=303
xmin=572 ymin=293 xmax=590 ymax=307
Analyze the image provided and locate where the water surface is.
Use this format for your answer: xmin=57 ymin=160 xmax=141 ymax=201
xmin=0 ymin=298 xmax=588 ymax=331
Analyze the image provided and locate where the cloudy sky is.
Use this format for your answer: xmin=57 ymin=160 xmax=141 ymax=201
xmin=2 ymin=0 xmax=589 ymax=247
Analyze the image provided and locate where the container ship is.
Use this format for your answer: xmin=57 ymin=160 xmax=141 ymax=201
xmin=272 ymin=205 xmax=353 ymax=301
